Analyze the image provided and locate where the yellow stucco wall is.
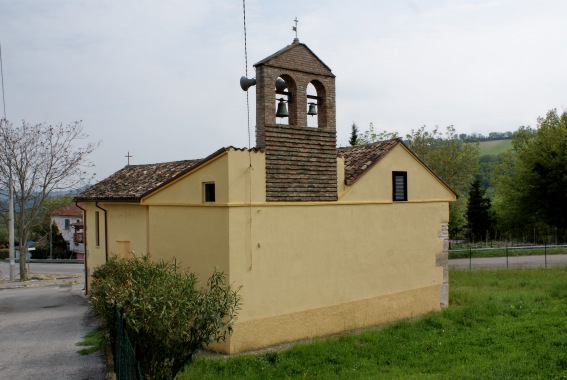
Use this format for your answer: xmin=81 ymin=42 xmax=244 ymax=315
xmin=81 ymin=203 xmax=106 ymax=290
xmin=229 ymin=202 xmax=448 ymax=320
xmin=82 ymin=202 xmax=148 ymax=288
xmin=147 ymin=206 xmax=229 ymax=280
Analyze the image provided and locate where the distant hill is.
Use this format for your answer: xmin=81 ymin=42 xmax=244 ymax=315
xmin=477 ymin=139 xmax=512 ymax=156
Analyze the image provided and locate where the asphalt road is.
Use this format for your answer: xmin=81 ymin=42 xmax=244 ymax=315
xmin=449 ymin=253 xmax=567 ymax=269
xmin=0 ymin=262 xmax=85 ymax=280
xmin=0 ymin=283 xmax=105 ymax=379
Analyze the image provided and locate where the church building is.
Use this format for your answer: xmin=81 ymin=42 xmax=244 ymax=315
xmin=76 ymin=39 xmax=456 ymax=354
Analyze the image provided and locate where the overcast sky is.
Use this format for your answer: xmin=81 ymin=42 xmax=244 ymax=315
xmin=1 ymin=1 xmax=566 ymax=180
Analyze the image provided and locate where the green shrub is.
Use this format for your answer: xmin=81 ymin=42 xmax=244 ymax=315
xmin=0 ymin=249 xmax=8 ymax=260
xmin=89 ymin=255 xmax=241 ymax=380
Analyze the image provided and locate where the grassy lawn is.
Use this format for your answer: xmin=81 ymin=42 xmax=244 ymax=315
xmin=181 ymin=267 xmax=567 ymax=379
xmin=478 ymin=139 xmax=512 ymax=155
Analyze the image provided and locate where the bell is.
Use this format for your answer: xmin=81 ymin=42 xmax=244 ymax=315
xmin=275 ymin=78 xmax=287 ymax=92
xmin=276 ymin=98 xmax=289 ymax=118
xmin=307 ymin=102 xmax=317 ymax=116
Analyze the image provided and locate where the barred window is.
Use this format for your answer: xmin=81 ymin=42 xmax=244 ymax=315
xmin=392 ymin=171 xmax=407 ymax=201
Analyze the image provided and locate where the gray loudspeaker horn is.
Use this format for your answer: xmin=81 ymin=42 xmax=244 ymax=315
xmin=240 ymin=76 xmax=256 ymax=91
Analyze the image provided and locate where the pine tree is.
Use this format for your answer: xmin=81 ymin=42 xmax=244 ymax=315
xmin=467 ymin=178 xmax=493 ymax=241
xmin=349 ymin=123 xmax=359 ymax=146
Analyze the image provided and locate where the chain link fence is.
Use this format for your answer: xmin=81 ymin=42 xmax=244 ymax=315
xmin=112 ymin=310 xmax=143 ymax=380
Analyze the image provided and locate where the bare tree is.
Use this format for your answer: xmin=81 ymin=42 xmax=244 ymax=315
xmin=0 ymin=119 xmax=99 ymax=280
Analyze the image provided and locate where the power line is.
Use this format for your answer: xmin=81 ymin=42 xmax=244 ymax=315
xmin=0 ymin=42 xmax=7 ymax=121
xmin=242 ymin=0 xmax=250 ymax=150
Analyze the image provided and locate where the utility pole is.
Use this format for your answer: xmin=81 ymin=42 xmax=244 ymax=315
xmin=1 ymin=42 xmax=15 ymax=281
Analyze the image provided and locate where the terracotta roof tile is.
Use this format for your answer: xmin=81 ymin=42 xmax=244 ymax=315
xmin=75 ymin=147 xmax=261 ymax=202
xmin=75 ymin=159 xmax=201 ymax=201
xmin=51 ymin=203 xmax=83 ymax=217
xmin=338 ymin=139 xmax=400 ymax=185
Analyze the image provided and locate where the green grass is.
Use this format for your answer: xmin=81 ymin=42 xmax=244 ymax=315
xmin=181 ymin=267 xmax=567 ymax=379
xmin=76 ymin=328 xmax=106 ymax=355
xmin=478 ymin=139 xmax=512 ymax=156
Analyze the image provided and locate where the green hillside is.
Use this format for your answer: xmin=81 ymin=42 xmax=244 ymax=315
xmin=477 ymin=139 xmax=512 ymax=156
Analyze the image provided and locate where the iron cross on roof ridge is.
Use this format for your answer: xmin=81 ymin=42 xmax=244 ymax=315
xmin=125 ymin=151 xmax=133 ymax=165
xmin=293 ymin=17 xmax=299 ymax=39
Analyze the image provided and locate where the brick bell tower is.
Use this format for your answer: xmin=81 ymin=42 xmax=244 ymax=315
xmin=249 ymin=38 xmax=337 ymax=202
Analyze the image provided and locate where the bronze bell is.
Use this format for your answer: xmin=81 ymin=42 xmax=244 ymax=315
xmin=276 ymin=98 xmax=289 ymax=118
xmin=307 ymin=102 xmax=317 ymax=116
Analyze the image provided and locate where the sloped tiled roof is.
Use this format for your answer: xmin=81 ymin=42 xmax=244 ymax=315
xmin=75 ymin=147 xmax=262 ymax=202
xmin=76 ymin=140 xmax=453 ymax=202
xmin=75 ymin=160 xmax=199 ymax=201
xmin=254 ymin=39 xmax=334 ymax=75
xmin=75 ymin=147 xmax=234 ymax=202
xmin=339 ymin=139 xmax=400 ymax=185
xmin=51 ymin=203 xmax=83 ymax=217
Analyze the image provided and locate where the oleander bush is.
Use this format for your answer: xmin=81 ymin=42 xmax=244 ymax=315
xmin=90 ymin=254 xmax=241 ymax=380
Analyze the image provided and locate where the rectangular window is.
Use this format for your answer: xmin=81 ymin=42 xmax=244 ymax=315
xmin=64 ymin=219 xmax=70 ymax=230
xmin=392 ymin=171 xmax=408 ymax=201
xmin=95 ymin=211 xmax=100 ymax=247
xmin=204 ymin=182 xmax=216 ymax=203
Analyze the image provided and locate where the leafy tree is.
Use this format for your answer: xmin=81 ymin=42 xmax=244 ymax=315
xmin=404 ymin=126 xmax=480 ymax=238
xmin=90 ymin=255 xmax=241 ymax=380
xmin=349 ymin=123 xmax=359 ymax=146
xmin=0 ymin=120 xmax=98 ymax=280
xmin=493 ymin=110 xmax=567 ymax=235
xmin=358 ymin=122 xmax=399 ymax=145
xmin=478 ymin=154 xmax=501 ymax=194
xmin=466 ymin=178 xmax=494 ymax=241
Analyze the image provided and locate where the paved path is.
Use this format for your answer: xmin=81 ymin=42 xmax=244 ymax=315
xmin=0 ymin=263 xmax=105 ymax=380
xmin=449 ymin=253 xmax=567 ymax=269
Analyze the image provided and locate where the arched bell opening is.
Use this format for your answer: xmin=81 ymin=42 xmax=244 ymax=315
xmin=274 ymin=75 xmax=296 ymax=125
xmin=306 ymin=82 xmax=319 ymax=128
xmin=308 ymin=80 xmax=327 ymax=129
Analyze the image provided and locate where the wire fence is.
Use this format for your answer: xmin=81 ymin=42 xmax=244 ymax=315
xmin=113 ymin=310 xmax=143 ymax=380
xmin=449 ymin=243 xmax=567 ymax=270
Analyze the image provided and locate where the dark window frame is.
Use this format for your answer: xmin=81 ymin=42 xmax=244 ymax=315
xmin=95 ymin=211 xmax=100 ymax=247
xmin=392 ymin=171 xmax=408 ymax=201
xmin=204 ymin=182 xmax=216 ymax=203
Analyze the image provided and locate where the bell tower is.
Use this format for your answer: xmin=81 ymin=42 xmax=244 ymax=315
xmin=249 ymin=39 xmax=337 ymax=202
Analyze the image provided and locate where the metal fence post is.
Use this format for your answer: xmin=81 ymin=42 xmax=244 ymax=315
xmin=545 ymin=242 xmax=547 ymax=268
xmin=506 ymin=242 xmax=508 ymax=269
xmin=469 ymin=244 xmax=472 ymax=271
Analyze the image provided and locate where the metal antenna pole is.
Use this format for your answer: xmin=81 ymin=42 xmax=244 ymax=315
xmin=0 ymin=42 xmax=15 ymax=281
xmin=8 ymin=174 xmax=15 ymax=281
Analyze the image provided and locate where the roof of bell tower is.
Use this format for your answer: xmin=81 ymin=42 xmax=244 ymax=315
xmin=254 ymin=39 xmax=334 ymax=77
